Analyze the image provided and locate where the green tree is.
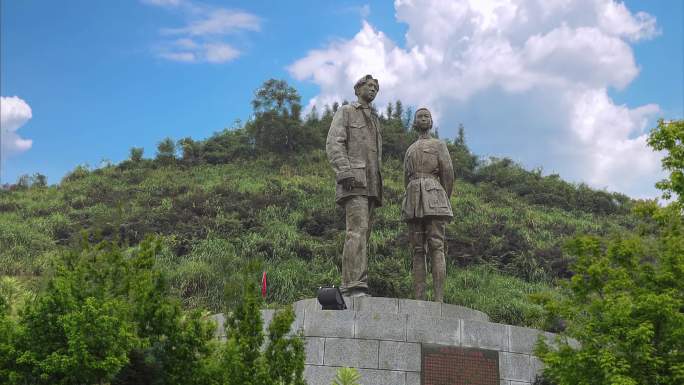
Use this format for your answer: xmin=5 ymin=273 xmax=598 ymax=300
xmin=393 ymin=100 xmax=403 ymax=121
xmin=156 ymin=137 xmax=177 ymax=164
xmin=536 ymin=228 xmax=684 ymax=384
xmin=248 ymin=79 xmax=313 ymax=154
xmin=129 ymin=147 xmax=144 ymax=162
xmin=15 ymin=174 xmax=30 ymax=190
xmin=31 ymin=173 xmax=47 ymax=188
xmin=447 ymin=124 xmax=478 ymax=180
xmin=216 ymin=281 xmax=305 ymax=385
xmin=385 ymin=102 xmax=393 ymax=121
xmin=178 ymin=137 xmax=203 ymax=165
xmin=0 ymin=294 xmax=20 ymax=384
xmin=306 ymin=105 xmax=319 ymax=123
xmin=113 ymin=239 xmax=215 ymax=385
xmin=9 ymin=239 xmax=216 ymax=385
xmin=263 ymin=307 xmax=306 ymax=385
xmin=202 ymin=128 xmax=254 ymax=163
xmin=382 ymin=117 xmax=417 ymax=159
xmin=251 ymin=79 xmax=302 ymax=120
xmin=535 ymin=118 xmax=684 ymax=384
xmin=13 ymin=247 xmax=139 ymax=384
xmin=648 ymin=119 xmax=684 ymax=203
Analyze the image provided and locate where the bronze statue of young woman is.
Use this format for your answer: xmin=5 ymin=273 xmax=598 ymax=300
xmin=401 ymin=108 xmax=454 ymax=302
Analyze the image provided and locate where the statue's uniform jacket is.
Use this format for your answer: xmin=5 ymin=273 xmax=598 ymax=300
xmin=401 ymin=138 xmax=454 ymax=220
xmin=326 ymin=102 xmax=383 ymax=207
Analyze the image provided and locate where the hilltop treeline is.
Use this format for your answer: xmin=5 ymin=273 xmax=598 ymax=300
xmin=122 ymin=78 xmax=630 ymax=216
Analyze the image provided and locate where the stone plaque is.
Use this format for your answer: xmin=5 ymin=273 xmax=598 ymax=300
xmin=422 ymin=344 xmax=499 ymax=385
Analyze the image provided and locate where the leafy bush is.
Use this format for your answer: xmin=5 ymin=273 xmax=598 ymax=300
xmin=209 ymin=279 xmax=306 ymax=385
xmin=5 ymin=239 xmax=216 ymax=385
xmin=536 ymin=218 xmax=684 ymax=384
xmin=535 ymin=119 xmax=684 ymax=385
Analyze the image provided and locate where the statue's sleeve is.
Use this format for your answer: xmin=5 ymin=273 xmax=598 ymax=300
xmin=439 ymin=141 xmax=454 ymax=197
xmin=326 ymin=107 xmax=354 ymax=182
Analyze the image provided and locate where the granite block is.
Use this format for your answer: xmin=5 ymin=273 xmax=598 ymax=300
xmin=355 ymin=312 xmax=406 ymax=341
xmin=323 ymin=337 xmax=379 ymax=369
xmin=406 ymin=371 xmax=421 ymax=385
xmin=294 ymin=298 xmax=320 ymax=315
xmin=500 ymin=352 xmax=531 ymax=382
xmin=509 ymin=325 xmax=556 ymax=354
xmin=406 ymin=315 xmax=459 ymax=345
xmin=303 ymin=365 xmax=337 ymax=385
xmin=441 ymin=303 xmax=489 ymax=322
xmin=354 ymin=296 xmax=399 ymax=313
xmin=462 ymin=320 xmax=508 ymax=350
xmin=304 ymin=310 xmax=355 ymax=338
xmin=379 ymin=340 xmax=421 ymax=371
xmin=357 ymin=368 xmax=406 ymax=385
xmin=305 ymin=337 xmax=325 ymax=365
xmin=303 ymin=365 xmax=407 ymax=385
xmin=399 ymin=299 xmax=441 ymax=317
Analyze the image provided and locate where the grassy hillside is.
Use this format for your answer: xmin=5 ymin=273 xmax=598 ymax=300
xmin=0 ymin=138 xmax=642 ymax=329
xmin=1 ymin=86 xmax=649 ymax=329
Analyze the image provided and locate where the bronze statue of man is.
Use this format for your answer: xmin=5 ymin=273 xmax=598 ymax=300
xmin=326 ymin=74 xmax=382 ymax=297
xmin=401 ymin=108 xmax=453 ymax=302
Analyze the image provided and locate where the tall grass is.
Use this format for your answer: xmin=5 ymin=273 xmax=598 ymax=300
xmin=0 ymin=154 xmax=637 ymax=328
xmin=443 ymin=264 xmax=554 ymax=328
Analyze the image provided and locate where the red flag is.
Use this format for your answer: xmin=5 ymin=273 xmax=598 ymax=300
xmin=261 ymin=271 xmax=267 ymax=298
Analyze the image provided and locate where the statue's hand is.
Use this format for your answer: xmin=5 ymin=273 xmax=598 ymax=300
xmin=340 ymin=177 xmax=356 ymax=191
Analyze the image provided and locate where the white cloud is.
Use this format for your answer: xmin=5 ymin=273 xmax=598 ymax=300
xmin=1 ymin=96 xmax=33 ymax=159
xmin=141 ymin=0 xmax=183 ymax=7
xmin=159 ymin=51 xmax=196 ymax=62
xmin=563 ymin=88 xmax=661 ymax=195
xmin=143 ymin=1 xmax=260 ymax=64
xmin=161 ymin=9 xmax=260 ymax=36
xmin=158 ymin=39 xmax=240 ymax=63
xmin=596 ymin=1 xmax=659 ymax=41
xmin=288 ymin=0 xmax=664 ymax=198
xmin=174 ymin=38 xmax=199 ymax=49
xmin=204 ymin=43 xmax=240 ymax=63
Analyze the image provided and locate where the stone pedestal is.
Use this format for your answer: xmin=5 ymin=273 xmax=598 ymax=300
xmin=212 ymin=297 xmax=556 ymax=385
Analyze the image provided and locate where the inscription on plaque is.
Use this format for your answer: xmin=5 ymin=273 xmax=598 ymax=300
xmin=422 ymin=345 xmax=499 ymax=385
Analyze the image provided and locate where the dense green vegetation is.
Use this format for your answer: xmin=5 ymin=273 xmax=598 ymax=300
xmin=0 ymin=79 xmax=649 ymax=330
xmin=0 ymin=238 xmax=304 ymax=384
xmin=535 ymin=119 xmax=684 ymax=384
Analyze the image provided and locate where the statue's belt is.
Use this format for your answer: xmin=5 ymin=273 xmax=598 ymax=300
xmin=409 ymin=172 xmax=439 ymax=181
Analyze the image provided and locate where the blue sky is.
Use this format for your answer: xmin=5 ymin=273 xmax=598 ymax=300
xmin=1 ymin=0 xmax=682 ymax=199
